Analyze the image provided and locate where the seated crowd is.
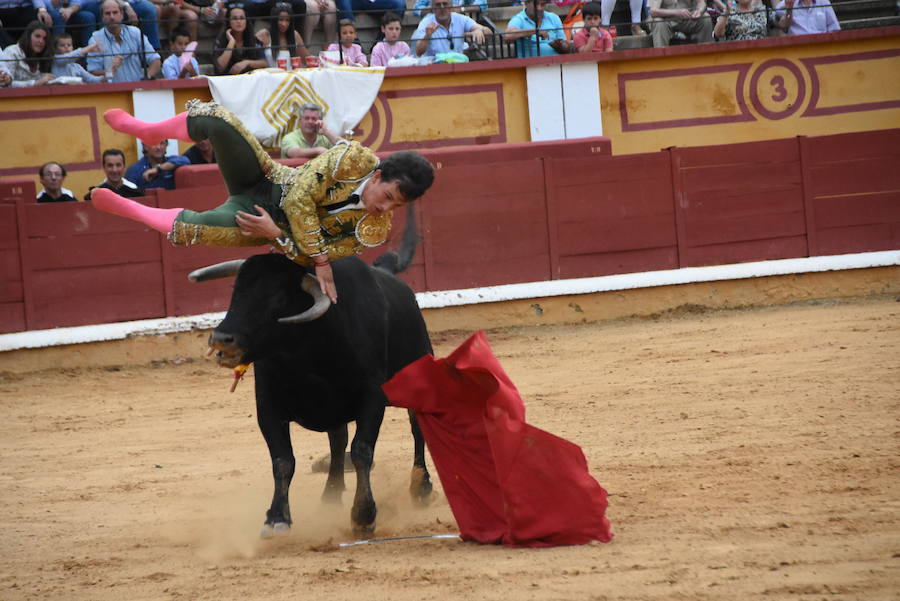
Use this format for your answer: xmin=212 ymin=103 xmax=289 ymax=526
xmin=0 ymin=0 xmax=843 ymax=86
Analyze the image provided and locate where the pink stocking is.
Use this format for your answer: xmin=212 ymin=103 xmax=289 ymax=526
xmin=103 ymin=109 xmax=191 ymax=145
xmin=91 ymin=188 xmax=183 ymax=235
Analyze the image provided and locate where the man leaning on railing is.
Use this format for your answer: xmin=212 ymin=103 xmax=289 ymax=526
xmin=86 ymin=0 xmax=160 ymax=81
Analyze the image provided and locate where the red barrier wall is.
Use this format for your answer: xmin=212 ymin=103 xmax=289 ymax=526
xmin=1 ymin=130 xmax=897 ymax=334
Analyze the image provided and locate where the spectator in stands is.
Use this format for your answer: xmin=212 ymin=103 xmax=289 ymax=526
xmin=370 ymin=11 xmax=408 ymax=66
xmin=242 ymin=0 xmax=306 ymax=31
xmin=411 ymin=0 xmax=488 ymax=57
xmin=162 ymin=27 xmax=199 ymax=77
xmin=281 ymin=102 xmax=341 ymax=158
xmin=600 ymin=0 xmax=647 ymax=37
xmin=87 ymin=0 xmax=160 ymax=81
xmin=303 ymin=0 xmax=337 ymax=51
xmin=45 ymin=0 xmax=98 ymax=48
xmin=0 ymin=0 xmax=52 ymax=48
xmin=504 ymin=0 xmax=568 ymax=57
xmin=648 ymin=0 xmax=713 ymax=47
xmin=0 ymin=20 xmax=53 ymax=87
xmin=256 ymin=2 xmax=309 ymax=67
xmin=325 ymin=19 xmax=367 ymax=65
xmin=37 ymin=162 xmax=78 ymax=203
xmin=84 ymin=0 xmax=166 ymax=50
xmin=84 ymin=148 xmax=145 ymax=200
xmin=575 ymin=1 xmax=613 ymax=52
xmin=413 ymin=0 xmax=487 ymax=20
xmin=184 ymin=138 xmax=216 ymax=163
xmin=774 ymin=0 xmax=839 ymax=34
xmin=52 ymin=33 xmax=104 ymax=82
xmin=126 ymin=140 xmax=190 ymax=190
xmin=213 ymin=2 xmax=267 ymax=74
xmin=336 ymin=0 xmax=404 ymax=23
xmin=713 ymin=0 xmax=769 ymax=39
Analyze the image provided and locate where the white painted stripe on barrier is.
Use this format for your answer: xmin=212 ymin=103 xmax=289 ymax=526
xmin=1 ymin=250 xmax=897 ymax=352
xmin=415 ymin=250 xmax=900 ymax=309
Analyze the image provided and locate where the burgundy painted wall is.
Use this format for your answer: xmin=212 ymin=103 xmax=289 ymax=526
xmin=1 ymin=130 xmax=897 ymax=334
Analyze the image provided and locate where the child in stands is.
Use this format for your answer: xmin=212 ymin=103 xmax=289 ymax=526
xmin=162 ymin=28 xmax=199 ymax=79
xmin=370 ymin=12 xmax=410 ymax=66
xmin=51 ymin=33 xmax=105 ymax=82
xmin=575 ymin=2 xmax=614 ymax=53
xmin=326 ymin=19 xmax=368 ymax=66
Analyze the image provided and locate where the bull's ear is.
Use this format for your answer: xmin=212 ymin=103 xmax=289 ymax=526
xmin=278 ymin=274 xmax=331 ymax=323
xmin=188 ymin=259 xmax=246 ymax=282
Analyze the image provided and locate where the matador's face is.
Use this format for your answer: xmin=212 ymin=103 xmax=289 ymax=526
xmin=361 ymin=170 xmax=407 ymax=216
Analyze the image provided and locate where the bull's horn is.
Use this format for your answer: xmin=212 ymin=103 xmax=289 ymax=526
xmin=188 ymin=259 xmax=246 ymax=282
xmin=278 ymin=274 xmax=331 ymax=323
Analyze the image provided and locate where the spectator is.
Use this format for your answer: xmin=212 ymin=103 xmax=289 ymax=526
xmin=162 ymin=27 xmax=198 ymax=78
xmin=413 ymin=0 xmax=487 ymax=20
xmin=84 ymin=0 xmax=166 ymax=50
xmin=242 ymin=0 xmax=306 ymax=32
xmin=411 ymin=0 xmax=488 ymax=58
xmin=648 ymin=0 xmax=713 ymax=47
xmin=0 ymin=20 xmax=53 ymax=87
xmin=336 ymin=0 xmax=404 ymax=23
xmin=256 ymin=2 xmax=309 ymax=67
xmin=774 ymin=0 xmax=839 ymax=34
xmin=370 ymin=11 xmax=409 ymax=66
xmin=600 ymin=0 xmax=647 ymax=36
xmin=281 ymin=102 xmax=341 ymax=158
xmin=52 ymin=33 xmax=105 ymax=82
xmin=0 ymin=0 xmax=52 ymax=48
xmin=125 ymin=140 xmax=190 ymax=190
xmin=183 ymin=138 xmax=216 ymax=163
xmin=174 ymin=0 xmax=208 ymax=40
xmin=86 ymin=0 xmax=160 ymax=81
xmin=45 ymin=0 xmax=98 ymax=48
xmin=504 ymin=0 xmax=568 ymax=58
xmin=303 ymin=0 xmax=337 ymax=51
xmin=36 ymin=162 xmax=78 ymax=203
xmin=213 ymin=2 xmax=267 ymax=74
xmin=84 ymin=148 xmax=145 ymax=200
xmin=713 ymin=0 xmax=769 ymax=40
xmin=325 ymin=19 xmax=367 ymax=66
xmin=575 ymin=1 xmax=613 ymax=52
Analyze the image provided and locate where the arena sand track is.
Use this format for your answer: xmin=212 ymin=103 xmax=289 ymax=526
xmin=1 ymin=296 xmax=898 ymax=601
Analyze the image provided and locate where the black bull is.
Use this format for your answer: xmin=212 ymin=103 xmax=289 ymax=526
xmin=190 ymin=254 xmax=434 ymax=534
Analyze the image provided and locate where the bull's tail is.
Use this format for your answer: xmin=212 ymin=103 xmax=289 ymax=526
xmin=373 ymin=203 xmax=421 ymax=275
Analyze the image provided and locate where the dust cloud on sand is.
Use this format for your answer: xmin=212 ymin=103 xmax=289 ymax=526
xmin=0 ymin=296 xmax=897 ymax=601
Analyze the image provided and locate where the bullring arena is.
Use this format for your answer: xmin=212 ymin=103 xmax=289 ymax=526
xmin=2 ymin=18 xmax=900 ymax=601
xmin=2 ymin=265 xmax=899 ymax=601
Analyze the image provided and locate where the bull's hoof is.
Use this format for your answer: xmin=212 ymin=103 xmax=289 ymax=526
xmin=260 ymin=522 xmax=290 ymax=539
xmin=352 ymin=522 xmax=375 ymax=537
xmin=410 ymin=467 xmax=434 ymax=506
xmin=321 ymin=486 xmax=344 ymax=505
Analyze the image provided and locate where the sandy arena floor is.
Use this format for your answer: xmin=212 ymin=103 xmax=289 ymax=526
xmin=1 ymin=296 xmax=898 ymax=601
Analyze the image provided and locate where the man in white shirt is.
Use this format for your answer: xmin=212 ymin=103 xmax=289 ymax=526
xmin=410 ymin=0 xmax=489 ymax=57
xmin=774 ymin=0 xmax=840 ymax=34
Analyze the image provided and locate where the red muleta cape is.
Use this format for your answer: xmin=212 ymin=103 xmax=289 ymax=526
xmin=382 ymin=331 xmax=613 ymax=548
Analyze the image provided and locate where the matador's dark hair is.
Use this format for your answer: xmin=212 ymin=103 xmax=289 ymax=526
xmin=379 ymin=151 xmax=435 ymax=202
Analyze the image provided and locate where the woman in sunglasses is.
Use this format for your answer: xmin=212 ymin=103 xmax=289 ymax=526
xmin=213 ymin=2 xmax=267 ymax=74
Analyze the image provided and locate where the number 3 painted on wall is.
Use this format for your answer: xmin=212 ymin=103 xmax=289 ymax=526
xmin=770 ymin=75 xmax=788 ymax=102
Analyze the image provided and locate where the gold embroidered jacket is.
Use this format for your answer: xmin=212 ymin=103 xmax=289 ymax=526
xmin=272 ymin=141 xmax=393 ymax=264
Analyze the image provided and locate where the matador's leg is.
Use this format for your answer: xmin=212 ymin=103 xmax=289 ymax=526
xmin=104 ymin=101 xmax=284 ymax=197
xmin=97 ymin=101 xmax=287 ymax=245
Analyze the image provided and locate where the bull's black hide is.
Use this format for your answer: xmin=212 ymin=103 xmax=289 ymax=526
xmin=208 ymin=254 xmax=433 ymax=535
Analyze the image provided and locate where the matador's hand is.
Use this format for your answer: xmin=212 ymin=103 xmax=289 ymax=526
xmin=315 ymin=262 xmax=338 ymax=304
xmin=236 ymin=205 xmax=282 ymax=239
